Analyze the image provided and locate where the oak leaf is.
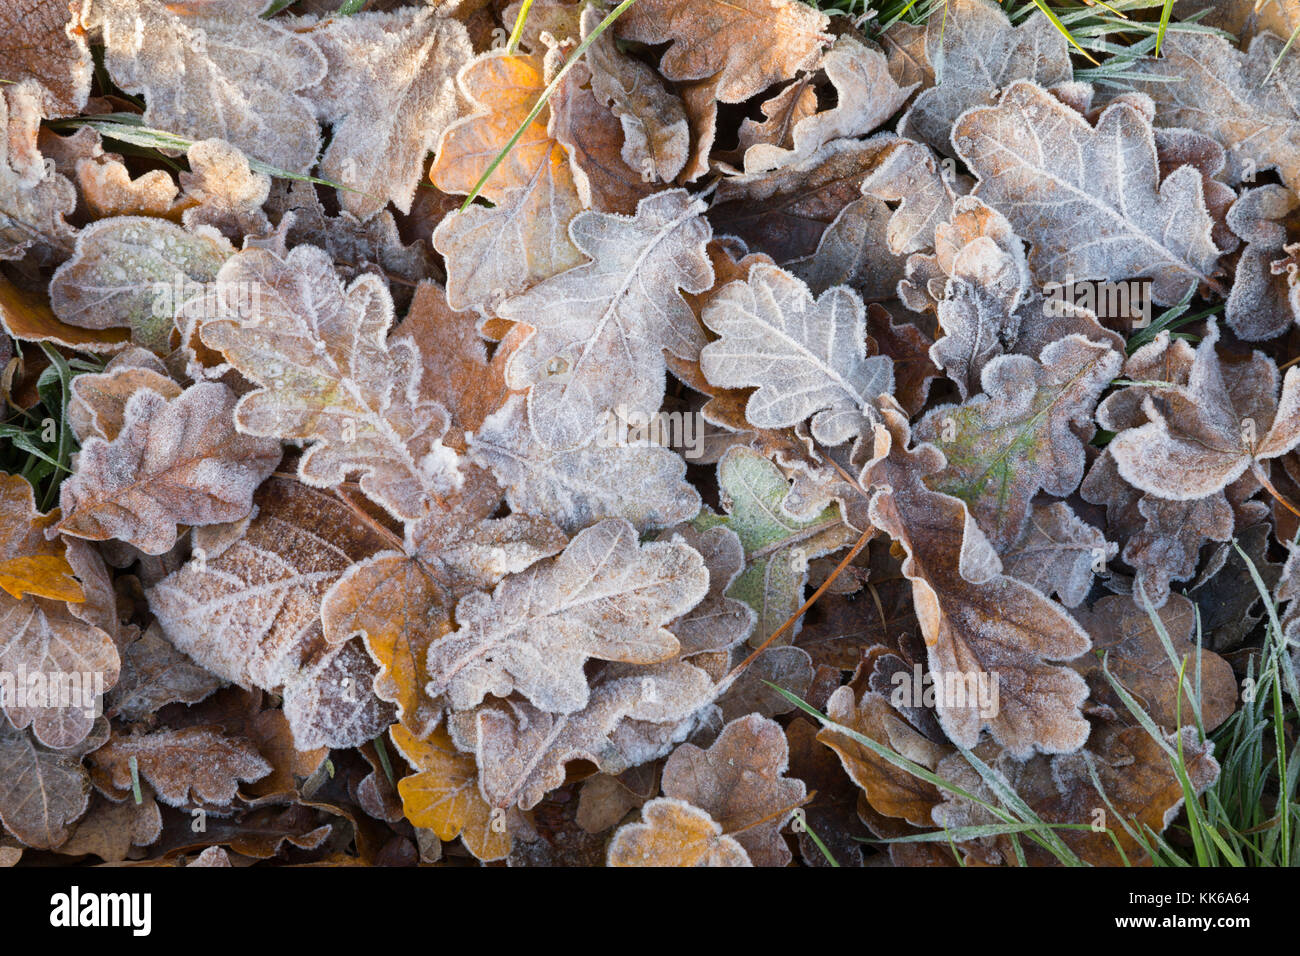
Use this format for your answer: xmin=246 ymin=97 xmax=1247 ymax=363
xmin=425 ymin=519 xmax=708 ymax=713
xmin=0 ymin=719 xmax=100 ymax=849
xmin=1225 ymin=185 xmax=1300 ymax=341
xmin=1001 ymin=502 xmax=1114 ymax=608
xmin=0 ymin=83 xmax=76 ymax=262
xmin=87 ymin=727 xmax=271 ymax=807
xmin=862 ymin=398 xmax=1092 ymax=756
xmin=0 ymin=0 xmax=91 ymax=116
xmin=57 ymin=382 xmax=282 ymax=556
xmin=0 ymin=472 xmax=83 ymax=603
xmin=953 ymin=80 xmax=1222 ymax=304
xmin=700 ymin=262 xmax=895 ymax=445
xmin=499 ymin=189 xmax=714 ymax=448
xmin=196 ymin=243 xmax=459 ymax=521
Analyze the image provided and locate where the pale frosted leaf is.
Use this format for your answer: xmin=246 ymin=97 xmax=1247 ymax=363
xmin=50 ymin=217 xmax=234 ymax=353
xmin=88 ymin=727 xmax=270 ymax=807
xmin=661 ymin=524 xmax=755 ymax=657
xmin=898 ymin=0 xmax=1071 ymax=157
xmin=1225 ymin=185 xmax=1300 ymax=340
xmin=85 ymin=0 xmax=326 ymax=174
xmin=860 ymin=137 xmax=957 ymax=256
xmin=1002 ymin=502 xmax=1114 ymax=607
xmin=469 ymin=394 xmax=701 ymax=534
xmin=107 ymin=624 xmax=226 ymax=722
xmin=0 ymin=83 xmax=76 ymax=262
xmin=953 ymin=80 xmax=1222 ymax=305
xmin=179 ymin=139 xmax=271 ymax=240
xmin=303 ymin=7 xmax=472 ymax=219
xmin=701 ymin=262 xmax=894 ymax=445
xmin=426 ymin=519 xmax=708 ymax=713
xmin=57 ymin=382 xmax=281 ymax=555
xmin=196 ymin=244 xmax=458 ymax=521
xmin=500 ymin=189 xmax=714 ymax=448
xmin=0 ymin=721 xmax=92 ymax=849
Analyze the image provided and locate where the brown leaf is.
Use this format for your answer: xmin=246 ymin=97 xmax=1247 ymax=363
xmin=661 ymin=713 xmax=807 ymax=867
xmin=88 ymin=726 xmax=271 ymax=807
xmin=0 ymin=0 xmax=91 ymax=116
xmin=861 ymin=398 xmax=1093 ymax=756
xmin=0 ymin=83 xmax=76 ymax=262
xmin=106 ymin=623 xmax=226 ymax=722
xmin=607 ymin=797 xmax=751 ymax=866
xmin=0 ymin=719 xmax=97 ymax=849
xmin=0 ymin=472 xmax=84 ymax=603
xmin=1001 ymin=502 xmax=1114 ymax=608
xmin=1225 ymin=185 xmax=1300 ymax=341
xmin=66 ymin=347 xmax=183 ymax=444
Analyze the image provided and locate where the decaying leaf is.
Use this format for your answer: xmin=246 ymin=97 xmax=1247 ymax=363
xmin=1 ymin=82 xmax=76 ymax=262
xmin=87 ymin=726 xmax=271 ymax=807
xmin=0 ymin=0 xmax=91 ymax=116
xmin=1001 ymin=502 xmax=1114 ymax=608
xmin=0 ymin=719 xmax=97 ymax=849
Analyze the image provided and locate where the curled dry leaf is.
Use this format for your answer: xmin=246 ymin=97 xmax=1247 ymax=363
xmin=430 ymin=50 xmax=584 ymax=311
xmin=107 ymin=624 xmax=226 ymax=722
xmin=1225 ymin=185 xmax=1300 ymax=341
xmin=700 ymin=262 xmax=895 ymax=446
xmin=57 ymin=382 xmax=282 ymax=556
xmin=953 ymin=80 xmax=1222 ymax=305
xmin=499 ymin=189 xmax=714 ymax=449
xmin=303 ymin=6 xmax=472 ymax=220
xmin=1 ymin=82 xmax=76 ymax=262
xmin=66 ymin=347 xmax=182 ymax=444
xmin=84 ymin=0 xmax=327 ymax=174
xmin=196 ymin=243 xmax=459 ymax=522
xmin=425 ymin=519 xmax=708 ymax=714
xmin=607 ymin=797 xmax=751 ymax=866
xmin=0 ymin=472 xmax=84 ymax=604
xmin=862 ymin=398 xmax=1092 ymax=756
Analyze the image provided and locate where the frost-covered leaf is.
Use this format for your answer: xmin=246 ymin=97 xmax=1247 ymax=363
xmin=700 ymin=262 xmax=895 ymax=445
xmin=391 ymin=723 xmax=510 ymax=863
xmin=953 ymin=80 xmax=1223 ymax=305
xmin=1128 ymin=32 xmax=1300 ymax=194
xmin=0 ymin=720 xmax=96 ymax=849
xmin=659 ymin=524 xmax=755 ymax=657
xmin=0 ymin=472 xmax=84 ymax=604
xmin=499 ymin=189 xmax=714 ymax=449
xmin=50 ymin=217 xmax=234 ymax=353
xmin=1002 ymin=502 xmax=1114 ymax=608
xmin=107 ymin=624 xmax=226 ymax=722
xmin=1108 ymin=324 xmax=1300 ymax=500
xmin=898 ymin=0 xmax=1071 ymax=157
xmin=469 ymin=394 xmax=701 ymax=535
xmin=146 ymin=478 xmax=398 ymax=750
xmin=916 ymin=335 xmax=1122 ymax=550
xmin=744 ymin=37 xmax=916 ymax=173
xmin=303 ymin=6 xmax=472 ymax=219
xmin=322 ymin=469 xmax=565 ymax=738
xmin=581 ymin=6 xmax=688 ymax=184
xmin=426 ymin=519 xmax=708 ymax=713
xmin=448 ymin=660 xmax=715 ymax=810
xmin=57 ymin=382 xmax=281 ymax=556
xmin=607 ymin=797 xmax=751 ymax=866
xmin=860 ymin=137 xmax=957 ymax=256
xmin=0 ymin=0 xmax=91 ymax=116
xmin=66 ymin=348 xmax=182 ymax=444
xmin=87 ymin=727 xmax=271 ymax=807
xmin=85 ymin=0 xmax=327 ymax=174
xmin=0 ymin=83 xmax=76 ymax=262
xmin=430 ymin=51 xmax=584 ymax=311
xmin=196 ymin=243 xmax=458 ymax=521
xmin=694 ymin=447 xmax=856 ymax=646
xmin=660 ymin=714 xmax=806 ymax=867
xmin=862 ymin=398 xmax=1092 ymax=756
xmin=614 ymin=0 xmax=830 ymax=103
xmin=1225 ymin=185 xmax=1300 ymax=341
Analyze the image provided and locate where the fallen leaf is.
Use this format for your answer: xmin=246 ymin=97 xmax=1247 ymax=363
xmin=607 ymin=797 xmax=751 ymax=866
